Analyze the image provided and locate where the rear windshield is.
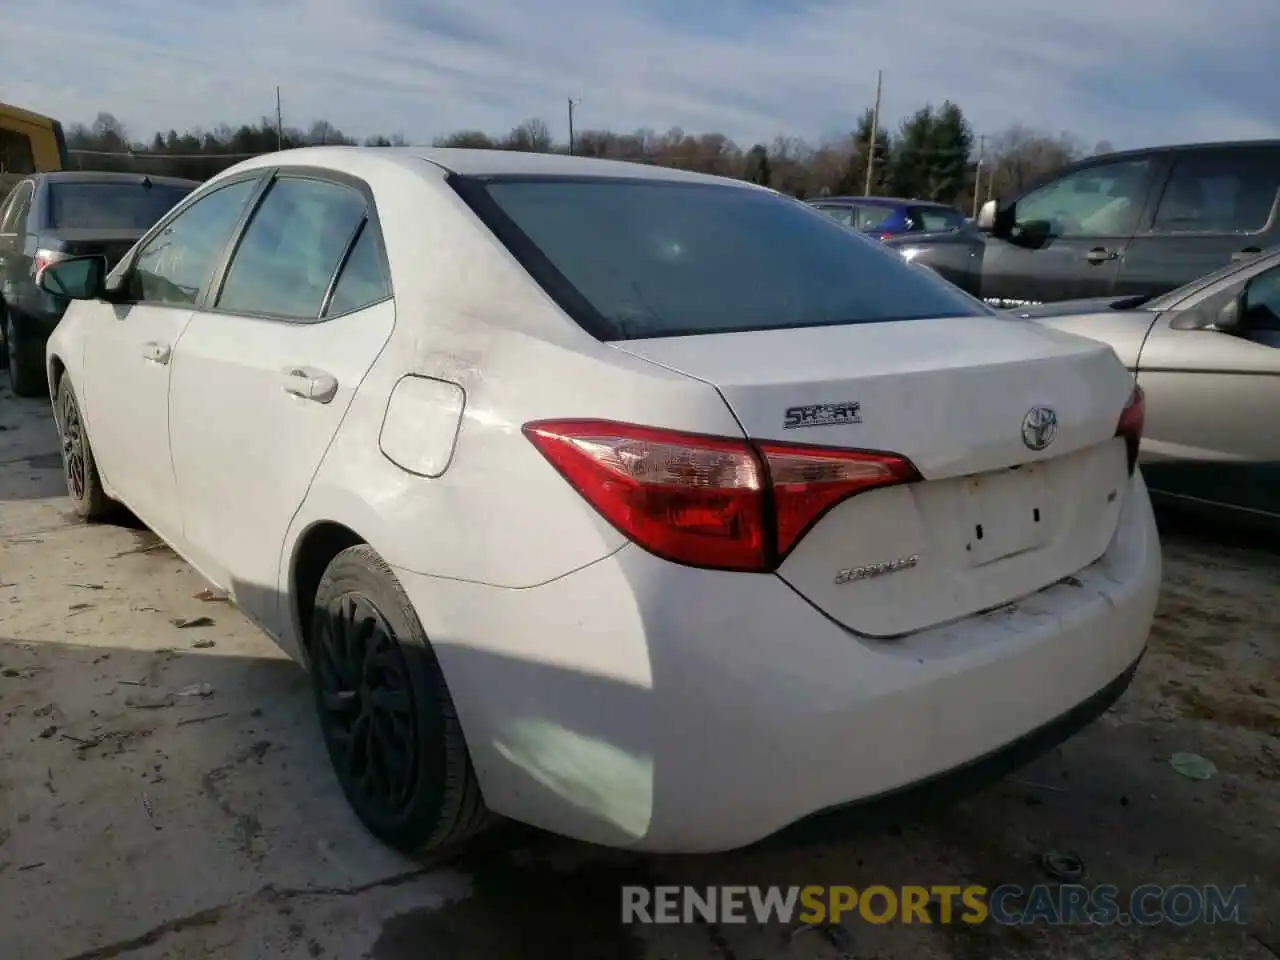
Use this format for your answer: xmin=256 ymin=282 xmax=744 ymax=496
xmin=459 ymin=178 xmax=989 ymax=340
xmin=47 ymin=181 xmax=193 ymax=230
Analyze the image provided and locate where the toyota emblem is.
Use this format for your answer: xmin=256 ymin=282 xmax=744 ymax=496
xmin=1021 ymin=407 xmax=1058 ymax=451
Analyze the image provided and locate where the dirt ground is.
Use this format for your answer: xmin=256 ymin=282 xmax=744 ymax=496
xmin=1 ymin=381 xmax=1277 ymax=960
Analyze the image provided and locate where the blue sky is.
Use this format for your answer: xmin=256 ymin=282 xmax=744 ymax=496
xmin=4 ymin=0 xmax=1278 ymax=150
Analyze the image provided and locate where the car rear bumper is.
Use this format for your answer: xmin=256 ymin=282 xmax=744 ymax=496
xmin=397 ymin=470 xmax=1161 ymax=853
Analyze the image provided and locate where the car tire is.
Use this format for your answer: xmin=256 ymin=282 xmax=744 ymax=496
xmin=55 ymin=376 xmax=115 ymax=521
xmin=309 ymin=544 xmax=493 ymax=854
xmin=5 ymin=310 xmax=46 ymax=398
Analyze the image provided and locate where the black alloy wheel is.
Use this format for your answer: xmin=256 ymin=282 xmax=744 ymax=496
xmin=308 ymin=545 xmax=491 ymax=853
xmin=59 ymin=377 xmax=88 ymax=502
xmin=54 ymin=376 xmax=112 ymax=520
xmin=311 ymin=592 xmax=419 ymax=818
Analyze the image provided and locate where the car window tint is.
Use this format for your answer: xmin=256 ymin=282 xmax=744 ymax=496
xmin=1 ymin=182 xmax=33 ymax=232
xmin=814 ymin=205 xmax=854 ymax=227
xmin=218 ymin=177 xmax=367 ymax=319
xmin=1150 ymin=151 xmax=1280 ymax=235
xmin=48 ymin=181 xmax=193 ymax=231
xmin=1244 ymin=266 xmax=1280 ymax=330
xmin=324 ymin=221 xmax=391 ymax=317
xmin=471 ymin=178 xmax=988 ymax=340
xmin=0 ymin=130 xmax=36 ymax=175
xmin=1016 ymin=159 xmax=1152 ymax=238
xmin=130 ymin=178 xmax=258 ymax=306
xmin=854 ymin=204 xmax=896 ymax=230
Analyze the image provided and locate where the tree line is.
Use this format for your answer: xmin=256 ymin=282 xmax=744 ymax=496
xmin=64 ymin=103 xmax=1116 ymax=211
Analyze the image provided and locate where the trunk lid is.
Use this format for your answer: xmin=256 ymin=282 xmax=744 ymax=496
xmin=40 ymin=229 xmax=144 ymax=270
xmin=612 ymin=316 xmax=1135 ymax=637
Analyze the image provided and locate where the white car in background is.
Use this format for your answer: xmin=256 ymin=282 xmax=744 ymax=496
xmin=40 ymin=147 xmax=1160 ymax=855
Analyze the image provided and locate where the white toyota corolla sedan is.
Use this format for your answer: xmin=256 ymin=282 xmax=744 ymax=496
xmin=40 ymin=147 xmax=1160 ymax=855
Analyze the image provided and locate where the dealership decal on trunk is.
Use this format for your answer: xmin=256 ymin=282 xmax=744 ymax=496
xmin=834 ymin=554 xmax=921 ymax=585
xmin=783 ymin=401 xmax=862 ymax=430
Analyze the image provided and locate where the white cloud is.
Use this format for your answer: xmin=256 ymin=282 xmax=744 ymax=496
xmin=3 ymin=0 xmax=1277 ymax=149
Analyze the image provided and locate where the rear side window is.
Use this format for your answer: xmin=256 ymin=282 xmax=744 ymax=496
xmin=1150 ymin=150 xmax=1280 ymax=235
xmin=47 ymin=181 xmax=194 ymax=230
xmin=0 ymin=130 xmax=35 ymax=175
xmin=853 ymin=204 xmax=897 ymax=230
xmin=323 ymin=222 xmax=391 ymax=317
xmin=462 ymin=178 xmax=987 ymax=340
xmin=813 ymin=205 xmax=854 ymax=227
xmin=917 ymin=208 xmax=966 ymax=232
xmin=217 ymin=177 xmax=368 ymax=320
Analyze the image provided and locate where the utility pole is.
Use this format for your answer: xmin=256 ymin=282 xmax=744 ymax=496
xmin=275 ymin=86 xmax=283 ymax=151
xmin=972 ymin=134 xmax=985 ymax=217
xmin=863 ymin=70 xmax=882 ymax=196
xmin=567 ymin=97 xmax=580 ymax=155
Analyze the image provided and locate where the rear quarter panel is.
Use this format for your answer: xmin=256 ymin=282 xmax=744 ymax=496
xmin=283 ymin=161 xmax=743 ymax=647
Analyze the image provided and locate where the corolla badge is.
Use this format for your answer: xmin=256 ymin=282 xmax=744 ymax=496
xmin=1021 ymin=406 xmax=1058 ymax=451
xmin=834 ymin=554 xmax=920 ymax=585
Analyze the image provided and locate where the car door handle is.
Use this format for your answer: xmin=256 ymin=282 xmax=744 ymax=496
xmin=142 ymin=341 xmax=171 ymax=364
xmin=1231 ymin=248 xmax=1262 ymax=262
xmin=1085 ymin=247 xmax=1119 ymax=264
xmin=281 ymin=367 xmax=339 ymax=403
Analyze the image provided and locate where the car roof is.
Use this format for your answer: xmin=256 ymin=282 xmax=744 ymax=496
xmin=34 ymin=171 xmax=200 ymax=189
xmin=811 ymin=196 xmax=957 ymax=210
xmin=219 ymin=145 xmax=764 ymax=189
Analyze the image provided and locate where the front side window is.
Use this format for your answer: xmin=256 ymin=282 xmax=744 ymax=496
xmin=47 ymin=181 xmax=194 ymax=231
xmin=1015 ymin=158 xmax=1153 ymax=238
xmin=130 ymin=178 xmax=259 ymax=306
xmin=1150 ymin=151 xmax=1280 ymax=235
xmin=0 ymin=130 xmax=35 ymax=175
xmin=217 ymin=176 xmax=367 ymax=319
xmin=462 ymin=178 xmax=988 ymax=340
xmin=1243 ymin=265 xmax=1280 ymax=331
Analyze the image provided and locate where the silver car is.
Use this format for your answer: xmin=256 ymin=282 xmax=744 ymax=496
xmin=1017 ymin=248 xmax=1280 ymax=522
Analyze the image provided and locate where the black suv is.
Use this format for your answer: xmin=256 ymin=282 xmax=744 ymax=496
xmin=0 ymin=171 xmax=196 ymax=395
xmin=975 ymin=139 xmax=1280 ymax=307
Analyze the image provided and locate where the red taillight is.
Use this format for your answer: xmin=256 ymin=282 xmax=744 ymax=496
xmin=758 ymin=441 xmax=920 ymax=556
xmin=1115 ymin=384 xmax=1145 ymax=475
xmin=879 ymin=233 xmax=893 ymax=241
xmin=523 ymin=419 xmax=919 ymax=572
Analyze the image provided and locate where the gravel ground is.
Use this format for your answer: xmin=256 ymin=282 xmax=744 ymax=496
xmin=1 ymin=382 xmax=1276 ymax=960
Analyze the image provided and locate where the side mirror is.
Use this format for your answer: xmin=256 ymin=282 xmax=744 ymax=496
xmin=1169 ymin=292 xmax=1245 ymax=333
xmin=975 ymin=199 xmax=998 ymax=232
xmin=38 ymin=255 xmax=107 ymax=301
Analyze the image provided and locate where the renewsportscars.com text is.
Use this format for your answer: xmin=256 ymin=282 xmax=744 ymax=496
xmin=621 ymin=884 xmax=1249 ymax=927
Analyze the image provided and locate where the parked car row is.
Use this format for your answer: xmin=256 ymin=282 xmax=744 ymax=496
xmin=810 ymin=138 xmax=1280 ymax=311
